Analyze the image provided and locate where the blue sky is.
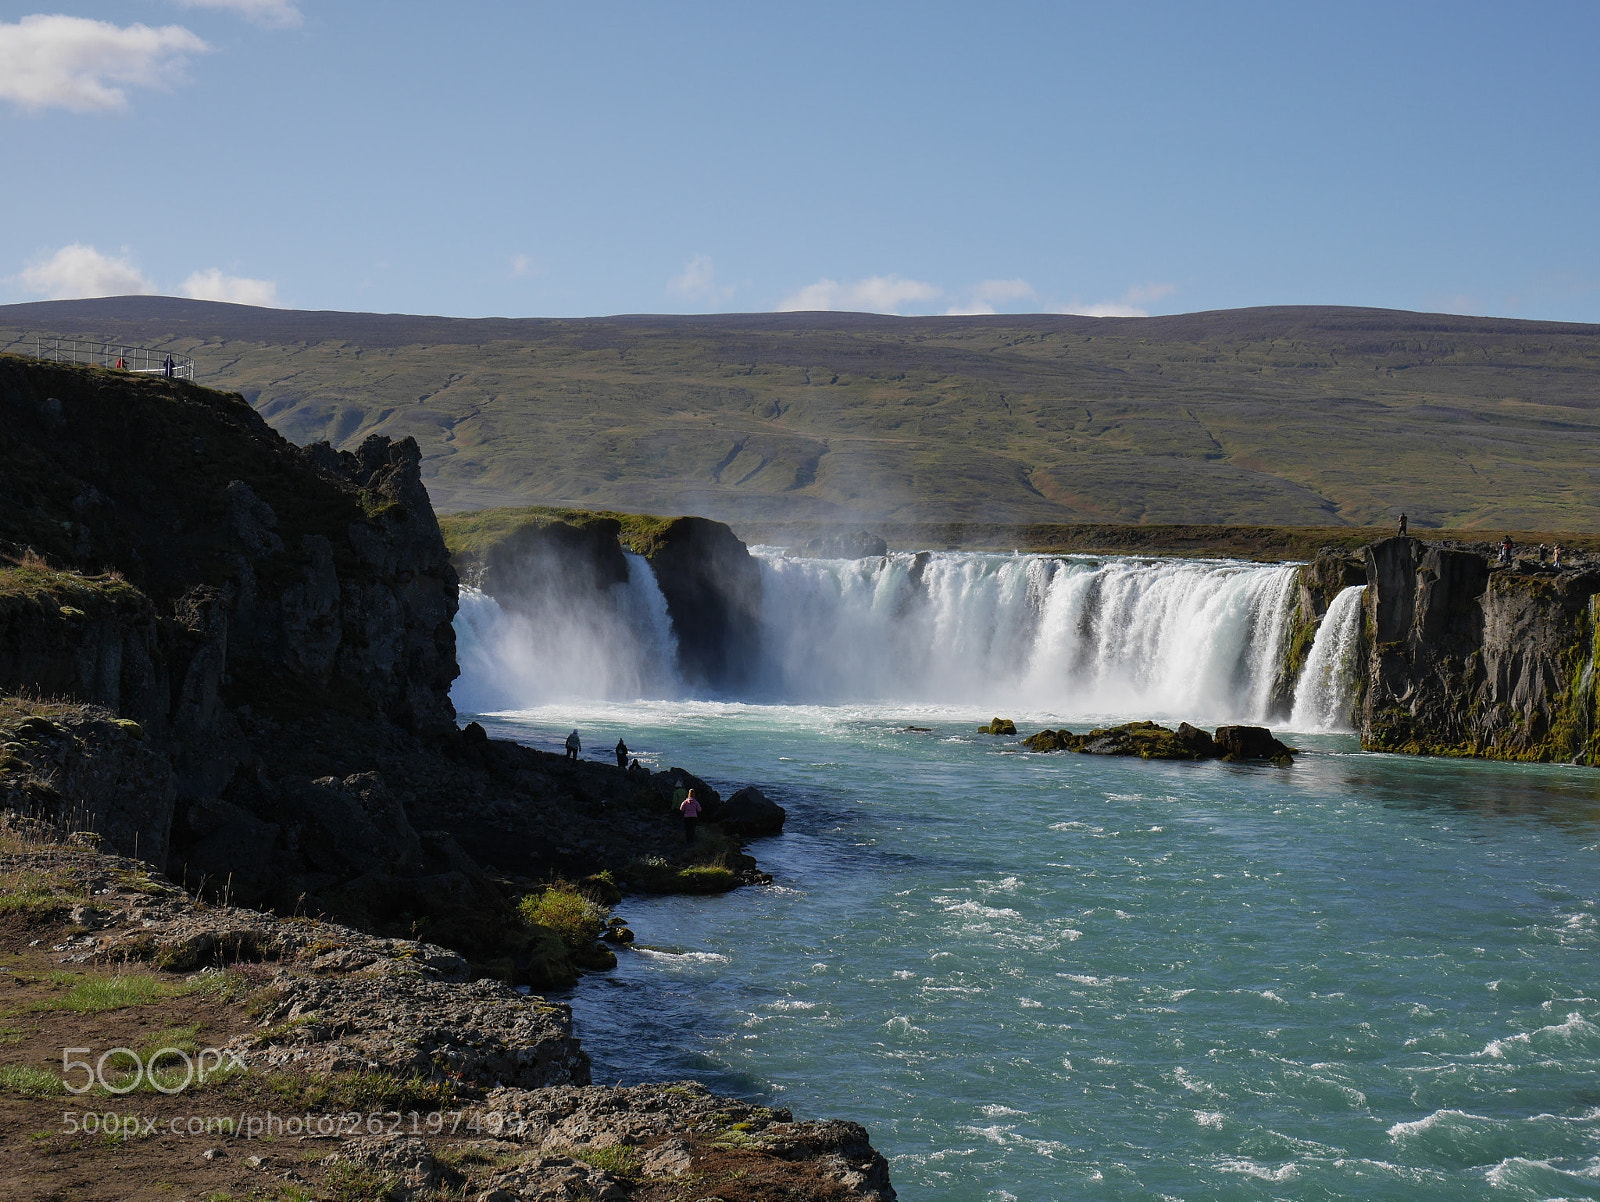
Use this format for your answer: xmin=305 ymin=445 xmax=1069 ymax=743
xmin=2 ymin=1 xmax=1597 ymax=321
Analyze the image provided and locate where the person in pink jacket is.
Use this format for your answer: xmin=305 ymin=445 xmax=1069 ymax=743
xmin=679 ymin=788 xmax=702 ymax=845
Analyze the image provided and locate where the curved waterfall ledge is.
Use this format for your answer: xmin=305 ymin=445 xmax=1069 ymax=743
xmin=446 ymin=512 xmax=1600 ymax=762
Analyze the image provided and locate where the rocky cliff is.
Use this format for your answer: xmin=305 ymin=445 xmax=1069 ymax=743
xmin=0 ymin=358 xmax=773 ymax=978
xmin=1288 ymin=536 xmax=1600 ymax=763
xmin=0 ymin=356 xmax=889 ymax=1197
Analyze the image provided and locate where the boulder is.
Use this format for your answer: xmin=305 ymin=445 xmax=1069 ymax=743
xmin=1213 ymin=725 xmax=1295 ymax=761
xmin=717 ymin=785 xmax=786 ymax=837
xmin=1175 ymin=721 xmax=1218 ymax=756
xmin=1022 ymin=721 xmax=1286 ymax=762
xmin=1022 ymin=729 xmax=1073 ymax=752
xmin=978 ymin=717 xmax=1017 ymax=735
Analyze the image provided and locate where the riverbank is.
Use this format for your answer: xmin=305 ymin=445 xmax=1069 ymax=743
xmin=0 ymin=820 xmax=894 ymax=1200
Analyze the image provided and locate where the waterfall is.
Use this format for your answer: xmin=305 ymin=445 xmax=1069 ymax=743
xmin=752 ymin=551 xmax=1301 ymax=721
xmin=452 ymin=552 xmax=680 ymax=711
xmin=452 ymin=545 xmax=1313 ymax=722
xmin=1288 ymin=585 xmax=1367 ymax=733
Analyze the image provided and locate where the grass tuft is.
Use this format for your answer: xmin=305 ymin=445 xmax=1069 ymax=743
xmin=0 ymin=1064 xmax=65 ymax=1097
xmin=519 ymin=884 xmax=607 ymax=952
xmin=570 ymin=1143 xmax=643 ymax=1179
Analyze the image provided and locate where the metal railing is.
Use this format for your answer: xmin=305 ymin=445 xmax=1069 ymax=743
xmin=24 ymin=336 xmax=194 ymax=380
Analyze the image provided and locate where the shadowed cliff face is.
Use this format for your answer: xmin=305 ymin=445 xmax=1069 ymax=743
xmin=642 ymin=516 xmax=762 ymax=693
xmin=1350 ymin=537 xmax=1600 ymax=761
xmin=0 ymin=356 xmax=470 ymax=916
xmin=0 ymin=355 xmax=460 ymax=745
xmin=0 ymin=358 xmax=777 ymax=981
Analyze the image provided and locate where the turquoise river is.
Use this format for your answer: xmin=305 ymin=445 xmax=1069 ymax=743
xmin=455 ymin=551 xmax=1600 ymax=1200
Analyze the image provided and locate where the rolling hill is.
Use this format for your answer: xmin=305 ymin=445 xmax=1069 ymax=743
xmin=3 ymin=297 xmax=1598 ymax=532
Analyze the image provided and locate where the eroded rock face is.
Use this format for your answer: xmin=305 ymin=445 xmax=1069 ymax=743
xmin=0 ymin=712 xmax=175 ymax=865
xmin=16 ymin=837 xmax=898 ymax=1202
xmin=1357 ymin=537 xmax=1600 ymax=760
xmin=640 ymin=517 xmax=763 ymax=693
xmin=475 ymin=1083 xmax=896 ymax=1201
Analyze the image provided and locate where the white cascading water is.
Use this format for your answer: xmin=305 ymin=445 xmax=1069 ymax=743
xmin=451 ymin=547 xmax=1336 ymax=725
xmin=453 ymin=552 xmax=680 ymax=711
xmin=1288 ymin=584 xmax=1367 ymax=733
xmin=751 ymin=551 xmax=1301 ymax=721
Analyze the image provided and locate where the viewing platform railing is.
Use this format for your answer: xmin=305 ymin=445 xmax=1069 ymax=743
xmin=19 ymin=335 xmax=194 ymax=380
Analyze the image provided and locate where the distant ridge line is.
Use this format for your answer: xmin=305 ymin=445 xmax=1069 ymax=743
xmin=1 ymin=296 xmax=1597 ymax=351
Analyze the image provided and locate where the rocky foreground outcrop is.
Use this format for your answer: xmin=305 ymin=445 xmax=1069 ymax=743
xmin=2 ymin=831 xmax=897 ymax=1200
xmin=1024 ymin=720 xmax=1294 ymax=762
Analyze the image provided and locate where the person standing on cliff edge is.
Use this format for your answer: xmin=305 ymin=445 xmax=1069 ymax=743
xmin=615 ymin=737 xmax=628 ymax=768
xmin=680 ymin=788 xmax=702 ymax=844
xmin=565 ymin=730 xmax=581 ymax=760
xmin=1398 ymin=513 xmax=1407 ymax=536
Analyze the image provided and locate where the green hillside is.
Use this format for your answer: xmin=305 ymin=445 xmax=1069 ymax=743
xmin=3 ymin=298 xmax=1598 ymax=531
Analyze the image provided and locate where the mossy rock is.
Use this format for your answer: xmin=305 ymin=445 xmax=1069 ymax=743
xmin=623 ymin=860 xmax=740 ymax=895
xmin=978 ymin=717 xmax=1017 ymax=735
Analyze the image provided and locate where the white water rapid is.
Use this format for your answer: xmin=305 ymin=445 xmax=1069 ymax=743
xmin=1288 ymin=584 xmax=1368 ymax=733
xmin=752 ymin=551 xmax=1300 ymax=720
xmin=453 ymin=552 xmax=680 ymax=711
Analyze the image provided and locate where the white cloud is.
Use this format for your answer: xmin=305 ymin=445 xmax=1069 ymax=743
xmin=778 ymin=274 xmax=942 ymax=315
xmin=668 ymin=254 xmax=735 ymax=304
xmin=181 ymin=268 xmax=279 ymax=306
xmin=509 ymin=253 xmax=535 ymax=277
xmin=20 ymin=244 xmax=155 ymax=298
xmin=946 ymin=277 xmax=1036 ymax=315
xmin=0 ymin=15 xmax=207 ymax=113
xmin=174 ymin=0 xmax=302 ymax=28
xmin=1054 ymin=282 xmax=1176 ymax=318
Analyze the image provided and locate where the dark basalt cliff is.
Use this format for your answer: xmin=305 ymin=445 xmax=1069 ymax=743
xmin=1358 ymin=537 xmax=1600 ymax=762
xmin=0 ymin=356 xmax=893 ymax=1200
xmin=0 ymin=358 xmax=774 ymax=976
xmin=1288 ymin=536 xmax=1600 ymax=763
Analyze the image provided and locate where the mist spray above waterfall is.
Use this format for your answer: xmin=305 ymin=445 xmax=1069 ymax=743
xmin=454 ymin=552 xmax=680 ymax=710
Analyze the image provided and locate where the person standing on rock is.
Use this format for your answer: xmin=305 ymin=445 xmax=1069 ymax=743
xmin=1398 ymin=513 xmax=1407 ymax=536
xmin=1553 ymin=543 xmax=1564 ymax=568
xmin=565 ymin=729 xmax=581 ymax=761
xmin=615 ymin=737 xmax=628 ymax=768
xmin=680 ymin=788 xmax=702 ymax=844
